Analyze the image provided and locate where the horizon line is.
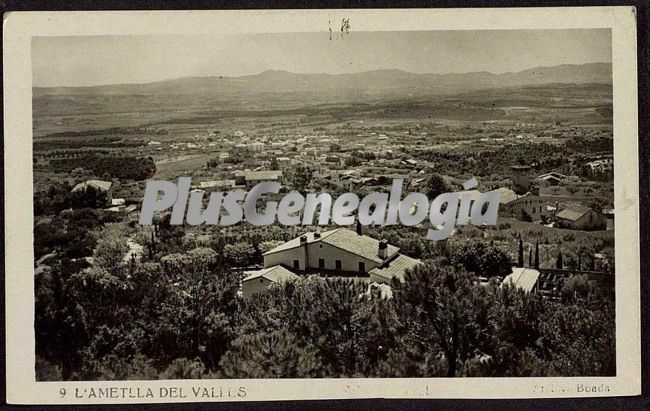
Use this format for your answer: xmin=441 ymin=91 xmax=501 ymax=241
xmin=33 ymin=61 xmax=612 ymax=89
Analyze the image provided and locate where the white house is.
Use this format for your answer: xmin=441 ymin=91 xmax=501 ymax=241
xmin=556 ymin=205 xmax=607 ymax=230
xmin=262 ymin=227 xmax=422 ymax=284
xmin=241 ymin=265 xmax=299 ymax=298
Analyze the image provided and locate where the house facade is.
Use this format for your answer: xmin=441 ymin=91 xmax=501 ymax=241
xmin=261 ymin=227 xmax=422 ymax=287
xmin=556 ymin=205 xmax=607 ymax=230
xmin=263 ymin=228 xmax=400 ymax=274
xmin=500 ymin=194 xmax=551 ymax=222
xmin=234 ymin=170 xmax=283 ymax=188
xmin=241 ymin=265 xmax=299 ymax=298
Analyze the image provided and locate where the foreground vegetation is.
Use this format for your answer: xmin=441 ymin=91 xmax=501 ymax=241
xmin=35 ymin=218 xmax=615 ymax=380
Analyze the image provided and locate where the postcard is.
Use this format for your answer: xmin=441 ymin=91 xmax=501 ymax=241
xmin=3 ymin=7 xmax=640 ymax=404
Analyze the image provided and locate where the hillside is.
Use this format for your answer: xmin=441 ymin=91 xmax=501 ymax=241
xmin=33 ymin=63 xmax=611 ymax=98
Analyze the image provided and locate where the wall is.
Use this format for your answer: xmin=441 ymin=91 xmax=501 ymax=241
xmin=369 ymin=272 xmax=390 ymax=285
xmin=264 ymin=245 xmax=305 ymax=270
xmin=501 ymin=195 xmax=550 ymax=221
xmin=264 ymin=241 xmax=380 ymax=274
xmin=568 ymin=210 xmax=608 ymax=230
xmin=242 ymin=276 xmax=273 ymax=298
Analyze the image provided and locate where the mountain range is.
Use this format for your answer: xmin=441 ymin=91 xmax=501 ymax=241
xmin=33 ymin=63 xmax=611 ymax=98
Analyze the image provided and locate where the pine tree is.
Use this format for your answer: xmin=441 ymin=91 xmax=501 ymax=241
xmin=151 ymin=230 xmax=156 ymax=254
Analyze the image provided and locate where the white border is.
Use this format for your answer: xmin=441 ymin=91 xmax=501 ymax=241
xmin=3 ymin=7 xmax=640 ymax=404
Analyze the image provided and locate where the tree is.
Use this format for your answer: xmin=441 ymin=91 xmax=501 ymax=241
xmin=449 ymin=240 xmax=512 ymax=279
xmin=489 ymin=283 xmax=547 ymax=376
xmin=35 ymin=259 xmax=91 ymax=380
xmin=70 ymin=185 xmax=108 ymax=209
xmin=93 ymin=224 xmax=129 ymax=274
xmin=425 ymin=174 xmax=451 ymax=199
xmin=518 ymin=237 xmax=524 ymax=267
xmin=556 ymin=252 xmax=564 ymax=269
xmin=388 ymin=263 xmax=496 ymax=377
xmin=291 ymin=164 xmax=313 ymax=192
xmin=258 ymin=240 xmax=284 ymax=254
xmin=538 ymin=302 xmax=615 ymax=376
xmin=534 ymin=240 xmax=540 ymax=269
xmin=160 ymin=358 xmax=206 ymax=379
xmin=223 ymin=242 xmax=257 ymax=268
xmin=219 ymin=330 xmax=325 ymax=378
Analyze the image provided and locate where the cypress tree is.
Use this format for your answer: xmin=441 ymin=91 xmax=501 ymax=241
xmin=556 ymin=251 xmax=563 ymax=269
xmin=534 ymin=239 xmax=540 ymax=269
xmin=528 ymin=248 xmax=533 ymax=267
xmin=518 ymin=237 xmax=524 ymax=267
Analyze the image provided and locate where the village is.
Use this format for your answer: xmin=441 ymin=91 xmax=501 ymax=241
xmin=33 ymin=113 xmax=615 ymax=304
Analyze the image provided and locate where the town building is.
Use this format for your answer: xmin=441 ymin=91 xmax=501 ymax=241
xmin=198 ymin=179 xmax=235 ymax=190
xmin=500 ymin=193 xmax=551 ymax=222
xmin=586 ymin=158 xmax=613 ymax=173
xmin=503 ymin=267 xmax=540 ymax=293
xmin=71 ymin=179 xmax=113 ymax=204
xmin=509 ymin=165 xmax=533 ymax=194
xmin=234 ymin=170 xmax=283 ymax=188
xmin=556 ymin=205 xmax=607 ymax=230
xmin=535 ymin=171 xmax=567 ymax=186
xmin=249 ymin=141 xmax=265 ymax=152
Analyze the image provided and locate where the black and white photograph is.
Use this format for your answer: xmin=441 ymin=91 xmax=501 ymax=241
xmin=3 ymin=7 xmax=641 ymax=404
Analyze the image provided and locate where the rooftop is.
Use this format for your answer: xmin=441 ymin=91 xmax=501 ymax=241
xmin=71 ymin=179 xmax=113 ymax=192
xmin=242 ymin=265 xmax=299 ymax=283
xmin=536 ymin=171 xmax=568 ymax=181
xmin=369 ymin=254 xmax=422 ymax=282
xmin=237 ymin=170 xmax=283 ymax=181
xmin=496 ymin=187 xmax=519 ymax=204
xmin=503 ymin=267 xmax=540 ymax=293
xmin=263 ymin=227 xmax=399 ymax=264
xmin=556 ymin=204 xmax=592 ymax=222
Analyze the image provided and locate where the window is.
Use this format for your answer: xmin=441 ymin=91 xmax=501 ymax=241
xmin=318 ymin=258 xmax=325 ymax=270
xmin=335 ymin=260 xmax=342 ymax=270
xmin=358 ymin=262 xmax=366 ymax=273
xmin=293 ymin=260 xmax=300 ymax=269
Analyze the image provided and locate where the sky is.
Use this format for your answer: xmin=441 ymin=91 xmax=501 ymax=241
xmin=32 ymin=29 xmax=611 ymax=87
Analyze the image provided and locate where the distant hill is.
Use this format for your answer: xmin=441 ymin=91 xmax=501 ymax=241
xmin=33 ymin=63 xmax=611 ymax=98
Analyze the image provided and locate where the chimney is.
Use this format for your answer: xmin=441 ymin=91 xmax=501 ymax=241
xmin=314 ymin=231 xmax=321 ymax=239
xmin=378 ymin=239 xmax=388 ymax=259
xmin=301 ymin=234 xmax=309 ymax=271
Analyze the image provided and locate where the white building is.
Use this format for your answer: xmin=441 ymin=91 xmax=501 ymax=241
xmin=234 ymin=170 xmax=283 ymax=188
xmin=503 ymin=267 xmax=540 ymax=293
xmin=241 ymin=265 xmax=299 ymax=298
xmin=71 ymin=179 xmax=113 ymax=204
xmin=262 ymin=227 xmax=421 ymax=284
